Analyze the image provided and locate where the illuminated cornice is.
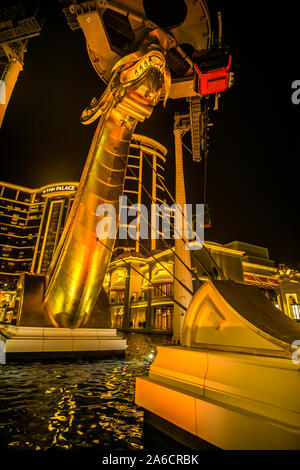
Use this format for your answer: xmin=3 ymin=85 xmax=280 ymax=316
xmin=109 ymin=257 xmax=147 ymax=268
xmin=150 ymin=299 xmax=174 ymax=306
xmin=109 ymin=241 xmax=244 ymax=270
xmin=132 ymin=133 xmax=167 ymax=156
xmin=204 ymin=241 xmax=245 ymax=256
xmin=145 ymin=249 xmax=173 ymax=262
xmin=242 ymin=262 xmax=277 ymax=272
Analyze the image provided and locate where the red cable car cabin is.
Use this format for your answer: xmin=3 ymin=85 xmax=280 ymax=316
xmin=193 ymin=47 xmax=232 ymax=96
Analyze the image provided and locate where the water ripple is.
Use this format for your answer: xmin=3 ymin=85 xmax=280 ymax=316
xmin=0 ymin=332 xmax=171 ymax=450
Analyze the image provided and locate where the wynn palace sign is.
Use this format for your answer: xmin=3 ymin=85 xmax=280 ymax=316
xmin=42 ymin=184 xmax=77 ymax=195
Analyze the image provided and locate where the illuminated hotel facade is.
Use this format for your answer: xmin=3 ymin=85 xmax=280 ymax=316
xmin=115 ymin=134 xmax=172 ymax=254
xmin=1 ymin=134 xmax=300 ymax=330
xmin=0 ymin=182 xmax=78 ymax=287
xmin=105 ymin=240 xmax=300 ymax=333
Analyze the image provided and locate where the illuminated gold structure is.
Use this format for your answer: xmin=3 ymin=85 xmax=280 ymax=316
xmin=1 ymin=0 xmax=216 ymax=361
xmin=136 ymin=280 xmax=300 ymax=449
xmin=60 ymin=0 xmax=211 ymax=99
xmin=43 ymin=47 xmax=169 ymax=328
xmin=4 ymin=0 xmax=214 ymax=331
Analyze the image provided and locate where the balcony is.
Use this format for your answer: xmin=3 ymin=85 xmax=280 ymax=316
xmin=130 ymin=291 xmax=148 ymax=303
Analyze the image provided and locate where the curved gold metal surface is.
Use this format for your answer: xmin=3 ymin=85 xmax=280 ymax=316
xmin=43 ymin=47 xmax=167 ymax=328
xmin=77 ymin=0 xmax=211 ymax=85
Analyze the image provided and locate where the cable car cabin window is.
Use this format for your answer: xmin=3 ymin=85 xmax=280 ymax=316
xmin=102 ymin=9 xmax=134 ymax=51
xmin=192 ymin=47 xmax=231 ymax=74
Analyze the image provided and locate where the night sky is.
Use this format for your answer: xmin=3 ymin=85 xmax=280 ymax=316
xmin=1 ymin=1 xmax=300 ymax=267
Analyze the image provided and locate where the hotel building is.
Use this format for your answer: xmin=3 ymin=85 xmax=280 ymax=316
xmin=115 ymin=133 xmax=173 ymax=255
xmin=0 ymin=182 xmax=78 ymax=287
xmin=106 ymin=240 xmax=300 ymax=334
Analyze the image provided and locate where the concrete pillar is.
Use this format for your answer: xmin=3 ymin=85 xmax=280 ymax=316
xmin=122 ymin=264 xmax=131 ymax=329
xmin=0 ymin=59 xmax=23 ymax=128
xmin=145 ymin=265 xmax=153 ymax=328
xmin=172 ymin=119 xmax=193 ymax=345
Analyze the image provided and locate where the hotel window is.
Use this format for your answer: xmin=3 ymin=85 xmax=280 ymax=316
xmin=111 ymin=308 xmax=124 ymax=328
xmin=17 ymin=191 xmax=31 ymax=203
xmin=3 ymin=187 xmax=17 ymax=200
xmin=287 ymin=294 xmax=300 ymax=320
xmin=141 ymin=290 xmax=148 ymax=300
xmin=153 ymin=282 xmax=173 ymax=298
xmin=116 ymin=291 xmax=125 ymax=302
xmin=130 ymin=307 xmax=146 ymax=329
xmin=263 ymin=288 xmax=277 ymax=306
xmin=110 ymin=290 xmax=125 ymax=303
xmin=2 ymin=245 xmax=12 ymax=253
xmin=154 ymin=307 xmax=173 ymax=330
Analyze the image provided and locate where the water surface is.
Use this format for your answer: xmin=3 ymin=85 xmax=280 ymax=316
xmin=0 ymin=332 xmax=172 ymax=451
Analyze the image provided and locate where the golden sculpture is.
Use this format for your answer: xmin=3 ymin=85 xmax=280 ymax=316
xmin=43 ymin=46 xmax=169 ymax=328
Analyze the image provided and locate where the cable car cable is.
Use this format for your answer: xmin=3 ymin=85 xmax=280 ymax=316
xmin=132 ymin=137 xmax=225 ymax=280
xmin=97 ymin=237 xmax=188 ymax=312
xmin=125 ymin=168 xmax=204 ymax=287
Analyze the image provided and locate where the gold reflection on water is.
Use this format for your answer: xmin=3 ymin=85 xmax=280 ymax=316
xmin=47 ymin=385 xmax=77 ymax=450
xmin=96 ymin=362 xmax=145 ymax=449
xmin=1 ymin=334 xmax=172 ymax=450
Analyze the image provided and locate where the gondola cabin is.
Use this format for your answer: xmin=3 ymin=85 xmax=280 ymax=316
xmin=193 ymin=46 xmax=233 ymax=96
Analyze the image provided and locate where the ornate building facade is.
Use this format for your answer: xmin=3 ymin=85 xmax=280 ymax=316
xmin=114 ymin=133 xmax=172 ymax=255
xmin=1 ymin=134 xmax=300 ymax=329
xmin=105 ymin=240 xmax=300 ymax=334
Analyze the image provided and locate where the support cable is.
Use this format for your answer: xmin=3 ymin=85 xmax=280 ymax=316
xmin=124 ymin=192 xmax=195 ymax=296
xmin=126 ymin=164 xmax=206 ymax=284
xmin=97 ymin=237 xmax=188 ymax=312
xmin=125 ymin=187 xmax=202 ymax=284
xmin=132 ymin=137 xmax=226 ymax=280
xmin=203 ymin=155 xmax=208 ymax=208
xmin=129 ymin=142 xmax=213 ymax=279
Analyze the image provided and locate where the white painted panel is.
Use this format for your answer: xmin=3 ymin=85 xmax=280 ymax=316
xmin=135 ymin=377 xmax=197 ymax=436
xmin=97 ymin=329 xmax=118 ymax=337
xmin=99 ymin=339 xmax=126 ymax=351
xmin=43 ymin=329 xmax=72 ymax=338
xmin=6 ymin=339 xmax=44 ymax=353
xmin=0 ymin=338 xmax=6 ymax=364
xmin=42 ymin=339 xmax=73 ymax=352
xmin=71 ymin=329 xmax=98 ymax=338
xmin=8 ymin=327 xmax=45 ymax=337
xmin=195 ymin=397 xmax=300 ymax=450
xmin=72 ymin=339 xmax=100 ymax=351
